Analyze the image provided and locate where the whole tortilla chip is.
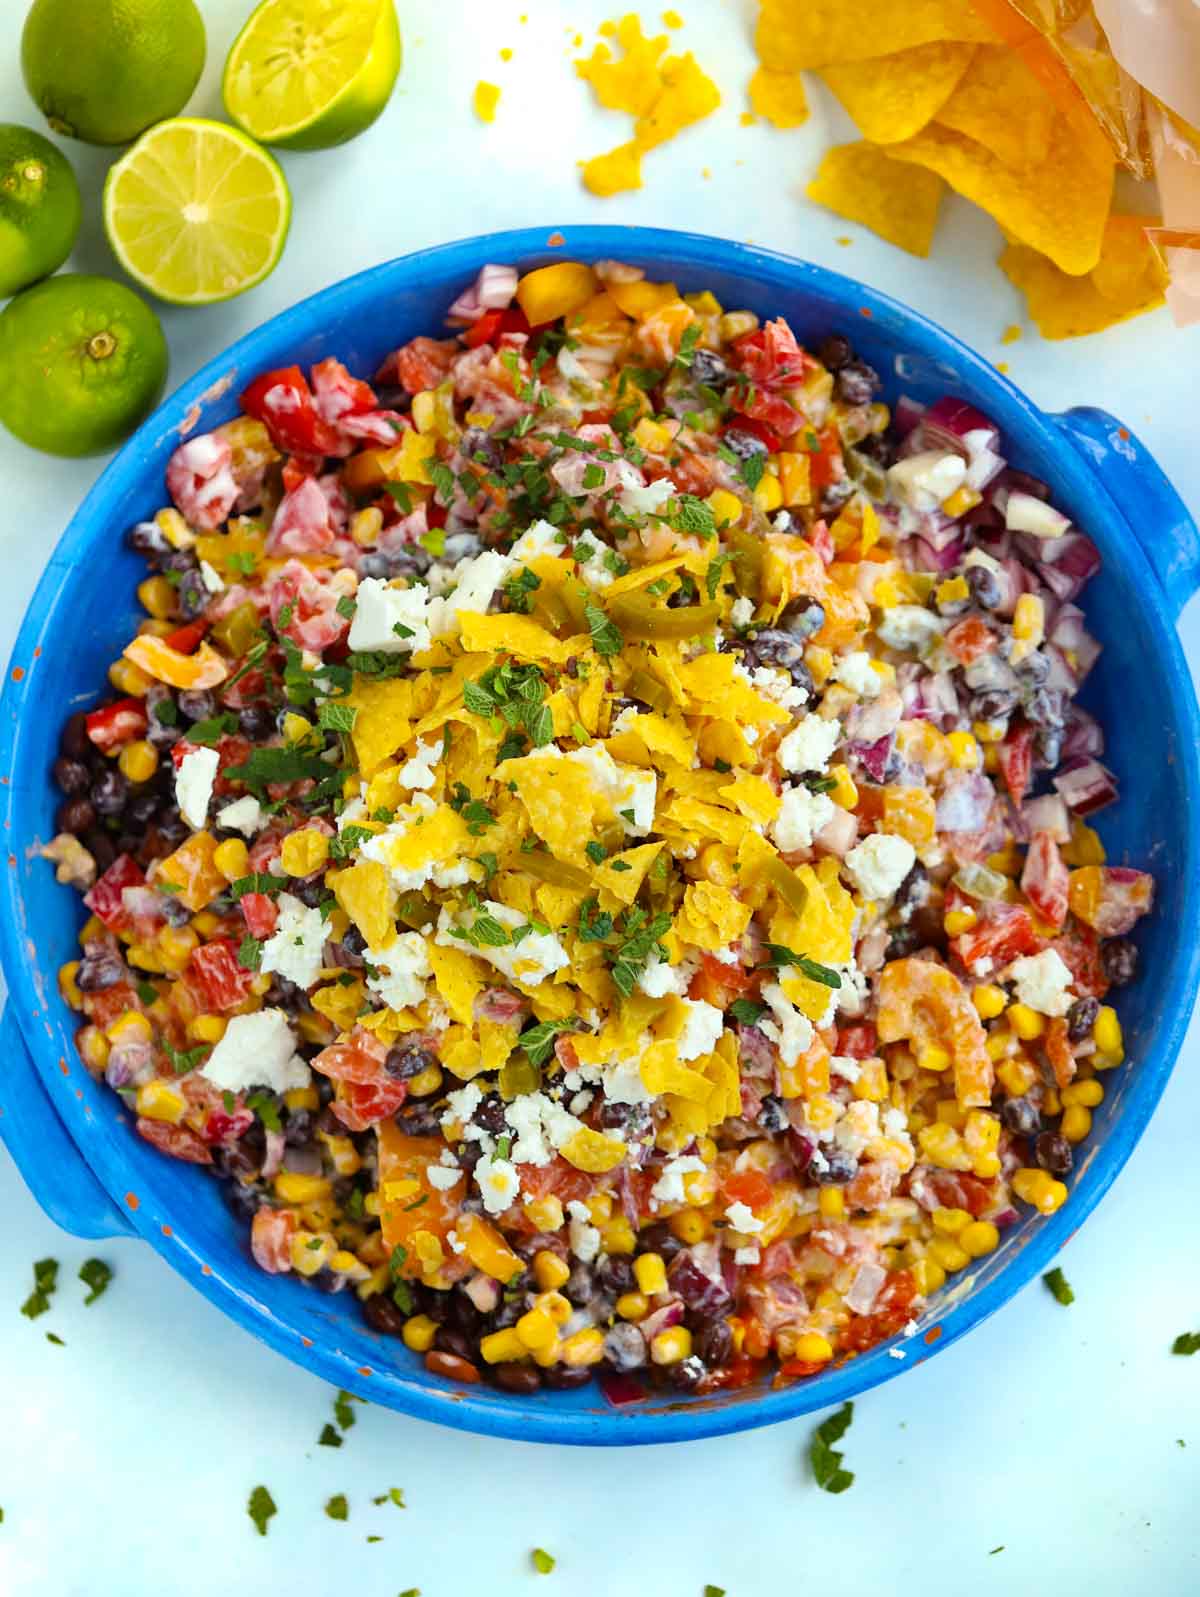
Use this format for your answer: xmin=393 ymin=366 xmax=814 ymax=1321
xmin=888 ymin=116 xmax=1113 ymax=275
xmin=820 ymin=42 xmax=977 ymax=145
xmin=806 ymin=141 xmax=945 ymax=258
xmin=935 ymin=45 xmax=1057 ymax=169
xmin=756 ymin=0 xmax=993 ymax=72
xmin=1000 ymin=216 xmax=1168 ymax=338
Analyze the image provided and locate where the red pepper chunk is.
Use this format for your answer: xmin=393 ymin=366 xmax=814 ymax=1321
xmin=83 ymin=853 xmax=145 ymax=930
xmin=951 ymin=903 xmax=1041 ymax=970
xmin=462 ymin=307 xmax=529 ymax=348
xmin=944 ymin=616 xmax=997 ymax=666
xmin=163 ymin=619 xmax=208 ymax=655
xmin=186 ymin=938 xmax=255 ymax=1013
xmin=688 ymin=951 xmax=754 ymax=1010
xmin=240 ymin=366 xmax=342 ymax=457
xmin=240 ymin=892 xmax=278 ymax=940
xmin=997 ymin=724 xmax=1034 ymax=806
xmin=723 ymin=1169 xmax=773 ymax=1212
xmin=1021 ymin=830 xmax=1069 ymax=927
xmin=85 ymin=698 xmax=148 ymax=754
xmin=835 ymin=1022 xmax=877 ymax=1059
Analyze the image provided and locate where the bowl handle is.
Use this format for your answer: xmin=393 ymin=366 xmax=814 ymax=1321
xmin=0 ymin=1008 xmax=137 ymax=1240
xmin=1052 ymin=407 xmax=1200 ymax=621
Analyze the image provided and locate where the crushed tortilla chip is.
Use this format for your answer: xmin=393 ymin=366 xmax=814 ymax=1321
xmin=999 ymin=215 xmax=1167 ymax=338
xmin=473 ymin=81 xmax=501 ymax=123
xmin=888 ymin=116 xmax=1114 ymax=276
xmin=819 ymin=42 xmax=976 ymax=145
xmin=934 ymin=45 xmax=1057 ymax=170
xmin=755 ymin=0 xmax=991 ymax=72
xmin=806 ymin=141 xmax=944 ymax=258
xmin=747 ymin=65 xmax=809 ymax=130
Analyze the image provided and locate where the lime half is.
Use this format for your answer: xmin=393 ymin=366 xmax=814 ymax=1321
xmin=223 ymin=0 xmax=401 ymax=152
xmin=103 ymin=118 xmax=291 ymax=305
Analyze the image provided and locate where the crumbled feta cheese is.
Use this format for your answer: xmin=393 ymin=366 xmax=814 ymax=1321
xmin=771 ymin=785 xmax=835 ymax=854
xmin=875 ymin=604 xmax=945 ymax=654
xmin=429 ymin=548 xmax=513 ymax=635
xmin=761 ymin=981 xmax=815 ymax=1066
xmin=475 ymin=1153 xmax=520 ymax=1215
xmin=830 ymin=1054 xmax=862 ymax=1082
xmin=175 ymin=745 xmax=219 ymax=830
xmin=832 ymin=650 xmax=882 ymax=698
xmin=599 ymin=1060 xmax=655 ymax=1106
xmin=398 ymin=737 xmax=441 ymax=791
xmin=835 ymin=1100 xmax=880 ymax=1156
xmin=427 ymin=1162 xmax=463 ymax=1191
xmin=651 ymin=1154 xmax=705 ymax=1206
xmin=200 ymin=1008 xmax=311 ymax=1094
xmin=1009 ymin=949 xmax=1074 ymax=1016
xmin=844 ymin=833 xmax=916 ymax=902
xmin=436 ymin=901 xmax=569 ymax=988
xmin=833 ymin=959 xmax=870 ymax=1020
xmin=778 ymin=713 xmax=841 ymax=774
xmin=730 ymin=595 xmax=755 ymax=630
xmin=734 ymin=1245 xmax=761 ymax=1266
xmin=575 ymin=537 xmax=615 ymax=591
xmin=569 ymin=1090 xmax=594 ymax=1116
xmin=216 ymin=795 xmax=264 ymax=836
xmin=364 ymin=930 xmax=431 ymax=1010
xmin=887 ymin=450 xmax=967 ymax=512
xmin=511 ymin=519 xmax=566 ymax=562
xmin=677 ymin=998 xmax=724 ymax=1061
xmin=567 ymin=745 xmax=657 ymax=835
xmin=566 ymin=1198 xmax=602 ymax=1262
xmin=749 ymin=663 xmax=809 ymax=710
xmin=442 ymin=1082 xmax=483 ymax=1132
xmin=638 ymin=952 xmax=683 ymax=998
xmin=349 ymin=577 xmax=432 ymax=653
xmin=725 ymin=1200 xmax=764 ymax=1234
xmin=199 ymin=559 xmax=225 ymax=594
xmin=555 ymin=344 xmax=593 ymax=385
xmin=260 ymin=892 xmax=328 ymax=990
xmin=446 ymin=1229 xmax=466 ymax=1254
xmin=617 ymin=476 xmax=676 ymax=519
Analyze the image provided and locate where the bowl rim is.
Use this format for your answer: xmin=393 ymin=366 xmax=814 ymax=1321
xmin=4 ymin=224 xmax=1200 ymax=1445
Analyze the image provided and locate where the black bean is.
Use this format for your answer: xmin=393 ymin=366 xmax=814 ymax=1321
xmin=76 ymin=944 xmax=127 ymax=992
xmin=816 ymin=1149 xmax=858 ymax=1184
xmin=162 ymin=549 xmax=198 ymax=575
xmin=602 ymin=1322 xmax=647 ymax=1371
xmin=600 ymin=1100 xmax=651 ymax=1139
xmin=690 ymin=348 xmax=731 ymax=388
xmin=1035 ymin=1131 xmax=1073 ymax=1175
xmin=433 ymin=1326 xmax=476 ymax=1361
xmin=782 ymin=595 xmax=826 ymax=641
xmin=128 ymin=520 xmax=171 ymax=559
xmin=886 ymin=926 xmax=922 ymax=961
xmin=1066 ymin=996 xmax=1100 ymax=1043
xmin=1000 ymin=1095 xmax=1041 ymax=1139
xmin=966 ymin=563 xmax=1003 ymax=611
xmin=177 ymin=570 xmax=208 ymax=620
xmin=126 ymin=792 xmax=160 ymax=825
xmin=447 ymin=1292 xmax=483 ymax=1336
xmin=410 ymin=1282 xmax=450 ymax=1323
xmin=564 ymin=1264 xmax=595 ymax=1305
xmin=283 ymin=1109 xmax=314 ymax=1147
xmin=892 ymin=861 xmax=931 ymax=924
xmin=1024 ymin=687 xmax=1064 ymax=729
xmin=84 ymin=830 xmax=117 ymax=871
xmin=1017 ymin=650 xmax=1051 ymax=685
xmin=373 ymin=383 xmax=411 ymax=413
xmin=969 ymin=689 xmax=1017 ymax=723
xmin=540 ymin=1364 xmax=593 ymax=1390
xmin=53 ymin=756 xmax=91 ymax=796
xmin=722 ymin=428 xmax=769 ymax=463
xmin=596 ymin=1255 xmax=635 ymax=1297
xmin=385 ymin=1043 xmax=437 ymax=1081
xmin=266 ymin=975 xmax=306 ymax=1012
xmin=756 ymin=1093 xmax=788 ymax=1133
xmin=637 ymin=1221 xmax=685 ymax=1262
xmin=224 ymin=1180 xmax=261 ymax=1220
xmin=742 ymin=628 xmax=811 ymax=690
xmin=178 ymin=689 xmax=215 ymax=722
xmin=363 ymin=1294 xmax=408 ymax=1336
xmin=666 ymin=1354 xmax=706 ymax=1390
xmin=693 ymin=1317 xmax=733 ymax=1367
xmin=816 ymin=334 xmax=853 ymax=371
xmin=491 ymin=1362 xmax=542 ymax=1394
xmin=1101 ymin=938 xmax=1138 ymax=987
xmin=237 ymin=703 xmax=274 ymax=740
xmin=57 ymin=796 xmax=96 ymax=835
xmin=472 ymin=1093 xmax=508 ymax=1135
xmin=60 ymin=711 xmax=90 ymax=760
xmin=155 ymin=813 xmax=189 ymax=850
xmin=854 ymin=431 xmax=894 ymax=467
xmin=819 ymin=479 xmax=856 ymax=518
xmin=835 ymin=360 xmax=880 ymax=406
xmin=90 ymin=768 xmax=127 ymax=817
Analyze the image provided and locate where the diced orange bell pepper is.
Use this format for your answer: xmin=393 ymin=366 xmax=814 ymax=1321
xmin=376 ymin=1122 xmax=463 ymax=1271
xmin=453 ymin=1211 xmax=524 ymax=1283
xmin=124 ymin=634 xmax=228 ymax=691
xmin=515 ymin=262 xmax=598 ymax=326
xmin=605 ymin=277 xmax=681 ymax=318
xmin=882 ymin=786 xmax=937 ymax=846
xmin=156 ymin=831 xmax=226 ymax=912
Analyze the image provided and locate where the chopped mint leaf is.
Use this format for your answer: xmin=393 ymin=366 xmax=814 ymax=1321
xmin=1042 ymin=1267 xmax=1074 ymax=1306
xmin=248 ymin=1485 xmax=276 ymax=1536
xmin=325 ymin=1494 xmax=349 ymax=1522
xmin=78 ymin=1258 xmax=113 ymax=1305
xmin=810 ymin=1401 xmax=855 ymax=1493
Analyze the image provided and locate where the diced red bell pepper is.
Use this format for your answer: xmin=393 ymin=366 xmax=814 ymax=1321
xmin=1021 ymin=830 xmax=1069 ymax=927
xmin=83 ymin=853 xmax=146 ymax=930
xmin=1044 ymin=1017 xmax=1075 ymax=1090
xmin=722 ymin=1169 xmax=773 ymax=1212
xmin=835 ymin=1022 xmax=878 ymax=1059
xmin=730 ymin=320 xmax=815 ymax=389
xmin=186 ymin=938 xmax=255 ymax=1013
xmin=281 ymin=452 xmax=323 ymax=492
xmin=310 ymin=356 xmax=378 ymax=420
xmin=920 ymin=1169 xmax=995 ymax=1218
xmin=136 ymin=1116 xmax=213 ymax=1165
xmin=164 ymin=620 xmax=208 ymax=655
xmin=837 ymin=1269 xmax=919 ymax=1352
xmin=945 ymin=616 xmax=997 ymax=667
xmin=331 ymin=1075 xmax=409 ymax=1132
xmin=241 ymin=892 xmax=279 ymax=940
xmin=1053 ymin=926 xmax=1109 ymax=999
xmin=997 ymin=724 xmax=1034 ymax=806
xmin=805 ymin=426 xmax=844 ymax=491
xmin=809 ymin=520 xmax=835 ymax=564
xmin=722 ymin=414 xmax=783 ymax=454
xmin=240 ymin=365 xmax=342 ymax=457
xmin=951 ymin=903 xmax=1041 ymax=970
xmin=388 ymin=336 xmax=459 ymax=396
xmin=464 ymin=305 xmax=534 ymax=348
xmin=687 ymin=951 xmax=754 ymax=1010
xmin=85 ymin=698 xmax=148 ymax=754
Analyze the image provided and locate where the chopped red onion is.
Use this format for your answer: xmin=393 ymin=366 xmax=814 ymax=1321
xmin=1043 ymin=642 xmax=1079 ymax=693
xmin=849 ymin=734 xmax=894 ymax=783
xmin=261 ymin=1129 xmax=286 ymax=1180
xmin=814 ymin=805 xmax=858 ymax=858
xmin=1036 ymin=532 xmax=1102 ymax=603
xmin=893 ymin=395 xmax=926 ymax=438
xmin=1053 ymin=759 xmax=1119 ymax=816
xmin=845 ymin=1260 xmax=888 ymax=1315
xmin=918 ymin=670 xmax=962 ymax=724
xmin=1022 ymin=793 xmax=1072 ymax=842
xmin=447 ymin=263 xmax=518 ymax=321
xmin=937 ymin=770 xmax=995 ymax=831
xmin=1061 ymin=706 xmax=1105 ymax=761
xmin=911 ymin=533 xmax=965 ymax=573
xmin=1006 ymin=491 xmax=1071 ymax=539
xmin=463 ymin=1272 xmax=501 ymax=1313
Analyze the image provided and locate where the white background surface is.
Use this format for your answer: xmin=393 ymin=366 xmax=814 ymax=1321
xmin=1 ymin=2 xmax=1198 ymax=1593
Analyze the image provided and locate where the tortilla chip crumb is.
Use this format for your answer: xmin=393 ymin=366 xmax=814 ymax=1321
xmin=473 ymin=81 xmax=501 ymax=123
xmin=1000 ymin=324 xmax=1022 ymax=344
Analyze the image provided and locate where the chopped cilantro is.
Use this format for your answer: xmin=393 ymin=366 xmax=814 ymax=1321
xmin=532 ymin=1549 xmax=556 ymax=1575
xmin=712 ymin=757 xmax=732 ymax=774
xmin=581 ymin=462 xmax=606 ymax=491
xmin=810 ymin=1401 xmax=855 ymax=1493
xmin=163 ymin=1039 xmax=209 ymax=1075
xmin=276 ymin=602 xmax=294 ymax=628
xmin=45 ymin=1331 xmax=65 ymax=1346
xmin=248 ymin=1485 xmax=277 ymax=1537
xmin=317 ymin=701 xmax=358 ymax=733
xmin=583 ymin=599 xmax=624 ymax=658
xmin=1172 ymin=1331 xmax=1200 ymax=1355
xmin=319 ymin=1424 xmax=343 ymax=1448
xmin=741 ymin=452 xmax=766 ymax=493
xmin=421 ymin=526 xmax=447 ymax=558
xmin=225 ymin=745 xmax=332 ymax=797
xmin=610 ymin=859 xmax=632 ymax=872
xmin=78 ymin=1259 xmax=113 ymax=1305
xmin=1042 ymin=1267 xmax=1074 ymax=1306
xmin=325 ymin=1494 xmax=349 ymax=1522
xmin=760 ymin=945 xmax=842 ymax=987
xmin=668 ymin=494 xmax=717 ymax=539
xmin=135 ymin=978 xmax=158 ymax=1005
xmin=186 ymin=711 xmax=238 ymax=745
xmin=245 ymin=1091 xmax=281 ymax=1133
xmin=428 ymin=461 xmax=456 ymax=506
xmin=227 ymin=549 xmax=258 ymax=577
xmin=585 ymin=841 xmax=607 ymax=864
xmin=609 ymin=907 xmax=673 ymax=998
xmin=330 ymin=825 xmax=375 ymax=860
xmin=228 ymin=871 xmax=288 ymax=901
xmin=334 ymin=1389 xmax=363 ymax=1430
xmin=336 ymin=594 xmax=357 ymax=620
xmin=384 ymin=481 xmax=413 ymax=513
xmin=578 ymin=899 xmax=614 ymax=943
xmin=988 ymin=1547 xmax=1005 ymax=1557
xmin=805 ymin=775 xmax=837 ymax=794
xmin=222 ymin=1090 xmax=236 ymax=1114
xmin=503 ymin=564 xmax=542 ymax=613
xmin=728 ymin=998 xmax=767 ymax=1026
xmin=705 ymin=552 xmax=731 ymax=600
xmin=673 ymin=322 xmax=702 ymax=369
xmin=237 ymin=935 xmax=263 ymax=972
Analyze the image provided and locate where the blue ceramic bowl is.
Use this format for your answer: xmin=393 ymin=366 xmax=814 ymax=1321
xmin=3 ymin=227 xmax=1198 ymax=1445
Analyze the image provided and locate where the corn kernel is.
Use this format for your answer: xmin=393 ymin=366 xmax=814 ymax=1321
xmin=273 ymin=1171 xmax=333 ymax=1204
xmin=515 ymin=1308 xmax=558 ymax=1352
xmin=996 ymin=1056 xmax=1038 ymax=1097
xmin=935 ymin=1100 xmax=965 ymax=1127
xmin=633 ymin=416 xmax=674 ymax=454
xmin=285 ymin=1085 xmax=320 ymax=1111
xmin=972 ymin=983 xmax=1006 ymax=1020
xmin=156 ymin=506 xmax=194 ymax=549
xmin=534 ymin=1291 xmax=572 ymax=1326
xmin=1011 ymin=593 xmax=1045 ymax=662
xmin=986 ymin=1027 xmax=1015 ymax=1063
xmin=617 ymin=1291 xmax=649 ymax=1321
xmin=719 ymin=309 xmax=758 ymax=341
xmin=1061 ymin=1104 xmax=1092 ymax=1143
xmin=706 ymin=488 xmax=743 ymax=528
xmin=157 ymin=924 xmax=199 ymax=972
xmin=792 ymin=1331 xmax=833 ymax=1364
xmin=912 ymin=1257 xmax=946 ymax=1295
xmin=931 ymin=1206 xmax=970 ymax=1235
xmin=296 ymin=1011 xmax=333 ymax=1046
xmin=135 ymin=1079 xmax=187 ymax=1124
xmin=817 ymin=1187 xmax=844 ymax=1220
xmin=126 ymin=941 xmax=163 ymax=973
xmin=319 ymin=1132 xmax=362 ymax=1176
xmin=927 ymin=1236 xmax=970 ymax=1273
xmin=58 ymin=960 xmax=84 ymax=1010
xmin=136 ymin=575 xmax=177 ymax=619
xmin=935 ymin=575 xmax=970 ymax=607
xmin=917 ymin=1043 xmax=951 ymax=1074
xmin=973 ymin=719 xmax=1008 ymax=744
xmin=695 ymin=1134 xmax=718 ymax=1165
xmin=480 ymin=1327 xmax=527 ymax=1365
xmin=350 ymin=506 xmax=383 ymax=547
xmin=600 ymin=1216 xmax=636 ymax=1255
xmin=827 ymin=762 xmax=857 ymax=809
xmin=280 ymin=827 xmax=330 ymax=877
xmin=941 ymin=486 xmax=982 ymax=519
xmin=585 ymin=1191 xmax=613 ymax=1225
xmin=190 ymin=1013 xmax=227 ymax=1044
xmin=281 ymin=711 xmax=312 ymax=744
xmin=1011 ymin=1167 xmax=1068 ymax=1214
xmin=1007 ymin=1002 xmax=1045 ymax=1041
xmin=561 ymin=1327 xmax=606 ymax=1367
xmin=752 ymin=471 xmax=783 ymax=514
xmin=190 ymin=910 xmax=222 ymax=938
xmin=1093 ymin=1006 xmax=1122 ymax=1056
xmin=525 ymin=1196 xmax=565 ymax=1234
xmin=668 ymin=1208 xmax=709 ymax=1244
xmin=77 ymin=1024 xmax=110 ymax=1071
xmin=959 ymin=1220 xmax=1000 ymax=1258
xmin=213 ymin=838 xmax=249 ymax=881
xmin=402 ymin=1314 xmax=438 ymax=1353
xmin=118 ymin=739 xmax=158 ymax=785
xmin=1043 ymin=1086 xmax=1062 ymax=1116
xmin=943 ymin=908 xmax=977 ymax=937
xmin=408 ymin=1063 xmax=443 ymax=1097
xmin=650 ymin=1326 xmax=693 ymax=1366
xmin=107 ymin=1010 xmax=152 ymax=1045
xmin=917 ymin=1122 xmax=971 ymax=1172
xmin=633 ymin=1253 xmax=668 ymax=1296
xmin=107 ymin=657 xmax=154 ymax=697
xmin=291 ymin=1231 xmax=336 ymax=1276
xmin=330 ymin=1249 xmax=365 ymax=1277
xmin=1062 ymin=1079 xmax=1104 ymax=1108
xmin=250 ymin=973 xmax=272 ymax=996
xmin=945 ymin=730 xmax=982 ymax=771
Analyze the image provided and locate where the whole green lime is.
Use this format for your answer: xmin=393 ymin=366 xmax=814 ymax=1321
xmin=0 ymin=274 xmax=168 ymax=456
xmin=0 ymin=124 xmax=81 ymax=296
xmin=21 ymin=0 xmax=206 ymax=146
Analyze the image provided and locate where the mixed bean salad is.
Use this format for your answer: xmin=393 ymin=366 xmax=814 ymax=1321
xmin=45 ymin=259 xmax=1153 ymax=1397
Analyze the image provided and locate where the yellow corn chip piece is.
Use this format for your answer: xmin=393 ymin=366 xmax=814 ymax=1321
xmin=310 ymin=979 xmax=366 ymax=1032
xmin=614 ymin=709 xmax=695 ymax=770
xmin=718 ymin=770 xmax=781 ymax=826
xmin=560 ymin=1127 xmax=628 ymax=1173
xmin=889 ymin=117 xmax=1113 ymax=275
xmin=458 ymin=612 xmax=579 ymax=663
xmin=820 ymin=42 xmax=976 ymax=145
xmin=326 ymin=860 xmax=394 ymax=953
xmin=575 ymin=14 xmax=667 ymax=115
xmin=756 ymin=0 xmax=992 ymax=71
xmin=1089 ymin=215 xmax=1169 ymax=306
xmin=636 ymin=51 xmax=721 ymax=150
xmin=680 ymin=880 xmax=752 ymax=949
xmin=594 ymin=840 xmax=664 ymax=906
xmin=934 ymin=45 xmax=1056 ymax=170
xmin=999 ymin=217 xmax=1167 ymax=338
xmin=806 ymin=141 xmax=944 ymax=258
xmin=504 ymin=753 xmax=603 ymax=864
xmin=748 ymin=65 xmax=809 ymax=130
xmin=347 ymin=676 xmax=413 ymax=774
xmin=479 ymin=1018 xmax=518 ymax=1072
xmin=427 ymin=941 xmax=485 ymax=1026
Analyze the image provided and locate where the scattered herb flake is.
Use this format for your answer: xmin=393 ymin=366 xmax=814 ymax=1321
xmin=1172 ymin=1331 xmax=1200 ymax=1356
xmin=334 ymin=1389 xmax=362 ymax=1431
xmin=135 ymin=979 xmax=158 ymax=1006
xmin=583 ymin=598 xmax=624 ymax=658
xmin=45 ymin=1331 xmax=65 ymax=1346
xmin=325 ymin=1494 xmax=349 ymax=1522
xmin=532 ymin=1548 xmax=556 ymax=1575
xmin=20 ymin=1258 xmax=59 ymax=1320
xmin=728 ymin=997 xmax=767 ymax=1026
xmin=760 ymin=944 xmax=841 ymax=987
xmin=237 ymin=934 xmax=263 ymax=972
xmin=988 ymin=1546 xmax=1005 ymax=1556
xmin=248 ymin=1485 xmax=277 ymax=1537
xmin=810 ymin=1401 xmax=855 ymax=1493
xmin=318 ymin=1424 xmax=343 ymax=1448
xmin=1042 ymin=1267 xmax=1074 ymax=1306
xmin=317 ymin=701 xmax=358 ymax=733
xmin=78 ymin=1258 xmax=113 ymax=1305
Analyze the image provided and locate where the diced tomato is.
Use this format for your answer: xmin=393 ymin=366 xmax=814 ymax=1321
xmin=312 ymin=1026 xmax=390 ymax=1085
xmin=82 ymin=981 xmax=139 ymax=1029
xmin=281 ymin=452 xmax=323 ymax=492
xmin=204 ymin=1106 xmax=256 ymax=1144
xmin=952 ymin=903 xmax=1041 ymax=971
xmin=804 ymin=426 xmax=844 ymax=491
xmin=166 ymin=432 xmax=238 ymax=530
xmin=266 ymin=559 xmax=350 ymax=651
xmin=809 ymin=520 xmax=834 ymax=564
xmin=212 ymin=734 xmax=253 ymax=796
xmin=687 ymin=952 xmax=754 ymax=1010
xmin=723 ymin=414 xmax=783 ymax=454
xmin=920 ymin=1169 xmax=995 ymax=1218
xmin=736 ymin=385 xmax=806 ymax=439
xmin=945 ymin=616 xmax=997 ymax=666
xmin=251 ymin=1206 xmax=296 ymax=1272
xmin=164 ymin=619 xmax=208 ymax=655
xmin=669 ymin=450 xmax=719 ymax=497
xmin=85 ymin=697 xmax=148 ymax=754
xmin=1054 ymin=925 xmax=1109 ymax=999
xmin=723 ymin=1169 xmax=773 ymax=1212
xmin=1021 ymin=830 xmax=1069 ymax=927
xmin=310 ymin=356 xmax=377 ymax=421
xmin=136 ymin=1116 xmax=213 ymax=1165
xmin=241 ymin=892 xmax=278 ymax=940
xmin=186 ymin=938 xmax=255 ymax=1012
xmin=835 ymin=1023 xmax=877 ymax=1059
xmin=387 ymin=336 xmax=459 ymax=395
xmin=997 ymin=724 xmax=1034 ymax=807
xmin=332 ymin=1075 xmax=409 ymax=1132
xmin=838 ymin=1268 xmax=919 ymax=1353
xmin=464 ymin=309 xmax=504 ymax=348
xmin=517 ymin=1156 xmax=597 ymax=1210
xmin=241 ymin=366 xmax=343 ymax=457
xmin=266 ymin=475 xmax=336 ymax=556
xmin=376 ymin=1124 xmax=466 ymax=1260
xmin=1044 ymin=1017 xmax=1076 ymax=1090
xmin=703 ymin=1355 xmax=763 ymax=1392
xmin=730 ymin=319 xmax=815 ymax=389
xmin=83 ymin=853 xmax=145 ymax=931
